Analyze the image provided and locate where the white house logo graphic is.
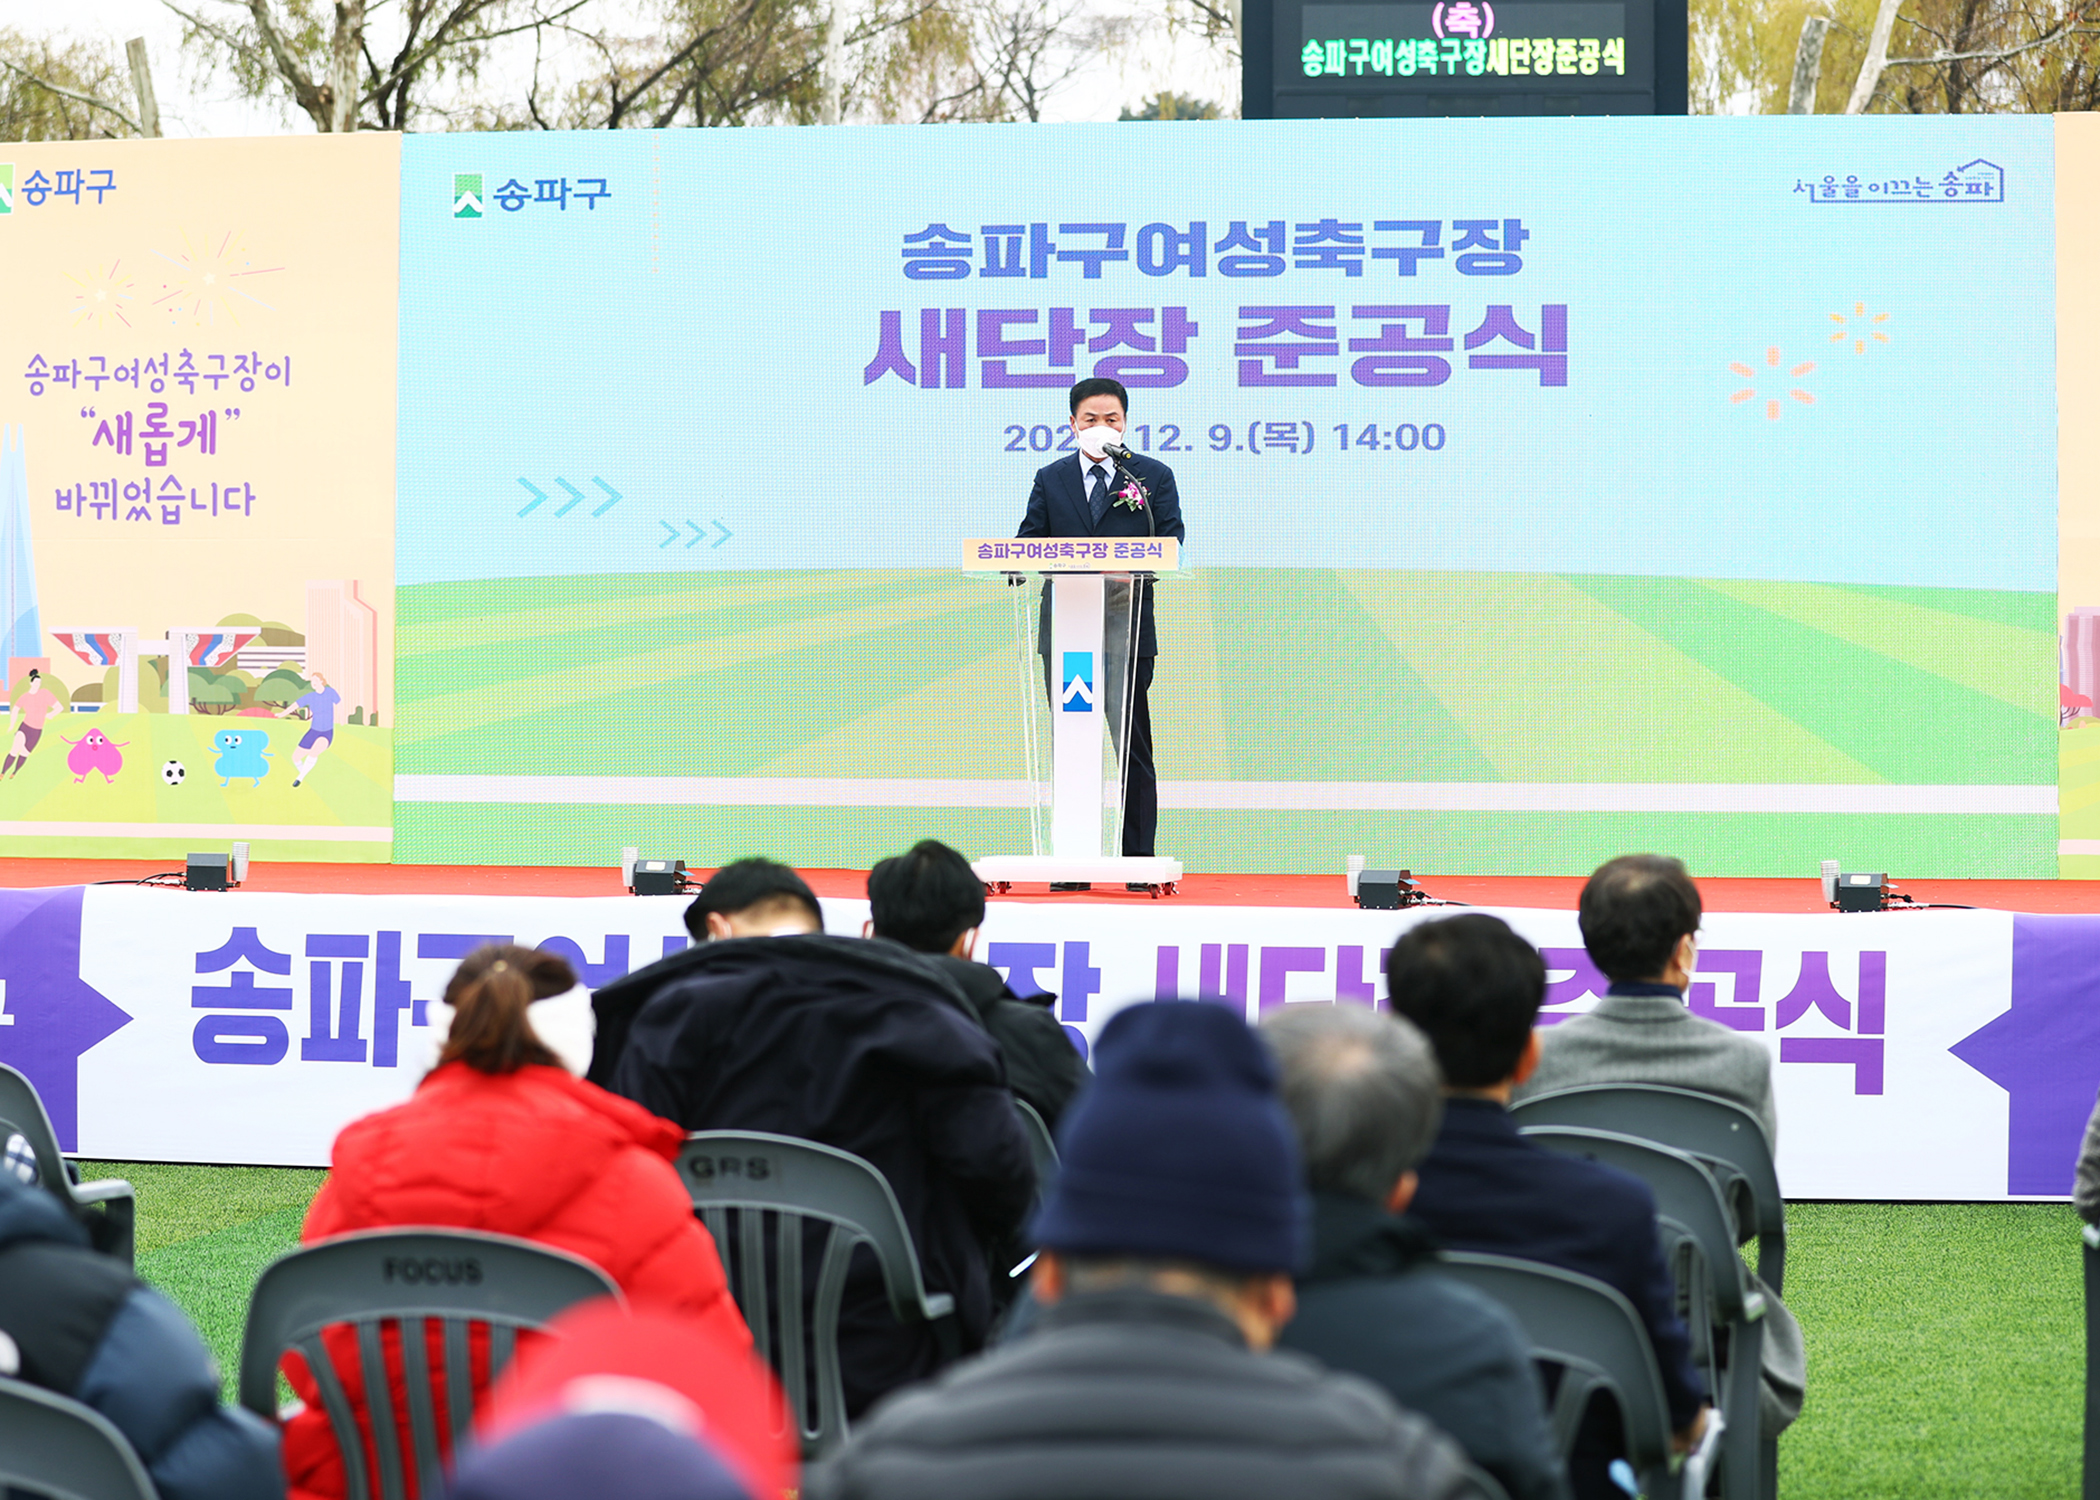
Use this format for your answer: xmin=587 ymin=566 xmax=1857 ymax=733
xmin=1061 ymin=652 xmax=1094 ymax=712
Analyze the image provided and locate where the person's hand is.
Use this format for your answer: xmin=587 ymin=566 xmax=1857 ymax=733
xmin=1671 ymin=1405 xmax=1711 ymax=1455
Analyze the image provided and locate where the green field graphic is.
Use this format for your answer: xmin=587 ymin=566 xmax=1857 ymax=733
xmin=395 ymin=568 xmax=2056 ymax=876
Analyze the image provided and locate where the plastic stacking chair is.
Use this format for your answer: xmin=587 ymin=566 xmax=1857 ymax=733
xmin=676 ymin=1130 xmax=957 ymax=1459
xmin=237 ymin=1228 xmax=621 ymax=1500
xmin=0 ymin=1062 xmax=136 ymax=1267
xmin=1439 ymin=1252 xmax=1684 ymax=1500
xmin=1510 ymin=1083 xmax=1786 ymax=1294
xmin=1522 ymin=1124 xmax=1765 ymax=1500
xmin=0 ymin=1375 xmax=158 ymax=1500
xmin=2084 ymin=1222 xmax=2100 ymax=1500
xmin=1015 ymin=1099 xmax=1060 ymax=1201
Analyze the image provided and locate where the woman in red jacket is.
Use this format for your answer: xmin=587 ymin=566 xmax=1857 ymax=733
xmin=282 ymin=944 xmax=751 ymax=1500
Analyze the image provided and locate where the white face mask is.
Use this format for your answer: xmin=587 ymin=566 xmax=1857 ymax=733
xmin=1074 ymin=423 xmax=1120 ymax=461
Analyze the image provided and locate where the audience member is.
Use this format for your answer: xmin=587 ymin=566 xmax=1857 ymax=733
xmin=594 ymin=856 xmax=1035 ymax=1417
xmin=2077 ymin=1090 xmax=2100 ymax=1224
xmin=1512 ymin=853 xmax=1804 ymax=1435
xmin=1386 ymin=914 xmax=1709 ymax=1497
xmin=0 ymin=1170 xmax=285 ymax=1500
xmin=1265 ymin=1004 xmax=1570 ymax=1500
xmin=865 ymin=839 xmax=1088 ymax=1127
xmin=287 ymin=944 xmax=749 ymax=1500
xmin=589 ymin=858 xmax=829 ymax=1080
xmin=1515 ymin=854 xmax=1773 ymax=1138
xmin=807 ymin=1002 xmax=1486 ymax=1500
xmin=452 ymin=1299 xmax=794 ymax=1500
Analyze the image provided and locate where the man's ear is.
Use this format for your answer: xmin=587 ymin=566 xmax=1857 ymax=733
xmin=950 ymin=927 xmax=979 ymax=961
xmin=1511 ymin=1028 xmax=1543 ymax=1086
xmin=704 ymin=911 xmax=735 ymax=941
xmin=1032 ymin=1251 xmax=1066 ymax=1305
xmin=1384 ymin=1169 xmax=1419 ymax=1216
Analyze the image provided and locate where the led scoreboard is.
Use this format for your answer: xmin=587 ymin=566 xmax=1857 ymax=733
xmin=1244 ymin=0 xmax=1685 ymax=117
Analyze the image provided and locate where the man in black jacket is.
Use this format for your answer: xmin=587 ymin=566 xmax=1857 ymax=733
xmin=591 ymin=857 xmax=1036 ymax=1417
xmin=1389 ymin=915 xmax=1711 ymax=1500
xmin=807 ymin=1002 xmax=1483 ymax=1500
xmin=865 ymin=839 xmax=1087 ymax=1128
xmin=0 ymin=1171 xmax=284 ymax=1500
xmin=1265 ymin=1003 xmax=1570 ymax=1500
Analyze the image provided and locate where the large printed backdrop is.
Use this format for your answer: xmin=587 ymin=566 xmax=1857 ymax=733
xmin=393 ymin=118 xmax=2060 ymax=876
xmin=0 ymin=136 xmax=398 ymax=861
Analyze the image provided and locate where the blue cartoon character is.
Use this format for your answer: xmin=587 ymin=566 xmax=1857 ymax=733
xmin=212 ymin=728 xmax=271 ymax=788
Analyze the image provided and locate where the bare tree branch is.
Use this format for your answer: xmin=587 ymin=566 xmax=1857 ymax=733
xmin=0 ymin=55 xmax=141 ymax=130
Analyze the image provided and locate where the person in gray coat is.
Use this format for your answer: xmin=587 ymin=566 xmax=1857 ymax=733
xmin=1510 ymin=853 xmax=1804 ymax=1436
xmin=1266 ymin=1004 xmax=1571 ymax=1500
xmin=805 ymin=1001 xmax=1487 ymax=1500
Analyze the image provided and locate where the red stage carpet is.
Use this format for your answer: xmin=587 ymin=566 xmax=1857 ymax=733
xmin=6 ymin=858 xmax=2100 ymax=914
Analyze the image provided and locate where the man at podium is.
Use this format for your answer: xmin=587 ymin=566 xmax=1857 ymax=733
xmin=1017 ymin=377 xmax=1186 ymax=863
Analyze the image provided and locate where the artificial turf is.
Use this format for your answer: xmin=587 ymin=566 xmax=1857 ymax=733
xmin=74 ymin=1163 xmax=2082 ymax=1497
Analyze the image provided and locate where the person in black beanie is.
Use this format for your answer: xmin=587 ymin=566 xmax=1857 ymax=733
xmin=806 ymin=1001 xmax=1488 ymax=1500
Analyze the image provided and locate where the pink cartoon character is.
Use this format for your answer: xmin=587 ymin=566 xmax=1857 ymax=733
xmin=62 ymin=728 xmax=128 ymax=783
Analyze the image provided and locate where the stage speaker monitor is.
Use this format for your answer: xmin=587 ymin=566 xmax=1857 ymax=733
xmin=185 ymin=853 xmax=230 ymax=892
xmin=1834 ymin=872 xmax=1888 ymax=912
xmin=630 ymin=858 xmax=687 ymax=896
xmin=1356 ymin=869 xmax=1418 ymax=910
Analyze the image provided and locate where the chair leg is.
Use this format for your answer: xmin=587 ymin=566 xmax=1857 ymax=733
xmin=1719 ymin=1321 xmax=1762 ymax=1500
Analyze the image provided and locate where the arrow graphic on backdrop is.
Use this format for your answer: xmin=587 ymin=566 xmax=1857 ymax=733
xmin=516 ymin=477 xmax=624 ymax=519
xmin=657 ymin=520 xmax=734 ymax=550
xmin=0 ymin=888 xmax=132 ymax=1151
xmin=1949 ymin=913 xmax=2100 ymax=1194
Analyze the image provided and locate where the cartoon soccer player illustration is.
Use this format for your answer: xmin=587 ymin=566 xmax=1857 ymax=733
xmin=3 ymin=670 xmax=61 ymax=780
xmin=212 ymin=728 xmax=270 ymax=788
xmin=273 ymin=669 xmax=341 ymax=788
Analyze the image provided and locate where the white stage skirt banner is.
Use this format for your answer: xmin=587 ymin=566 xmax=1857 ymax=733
xmin=1 ymin=885 xmax=2093 ymax=1200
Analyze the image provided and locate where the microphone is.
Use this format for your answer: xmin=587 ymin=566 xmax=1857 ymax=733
xmin=1100 ymin=435 xmax=1134 ymax=461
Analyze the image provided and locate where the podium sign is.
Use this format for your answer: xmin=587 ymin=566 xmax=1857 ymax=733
xmin=961 ymin=540 xmax=1184 ymax=892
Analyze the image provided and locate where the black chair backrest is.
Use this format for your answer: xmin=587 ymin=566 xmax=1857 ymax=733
xmin=676 ymin=1131 xmax=955 ymax=1460
xmin=1014 ymin=1099 xmax=1059 ymax=1200
xmin=0 ymin=1375 xmax=158 ymax=1500
xmin=2084 ymin=1222 xmax=2100 ymax=1500
xmin=1510 ymin=1083 xmax=1785 ymax=1293
xmin=0 ymin=1064 xmax=136 ymax=1267
xmin=1439 ymin=1251 xmax=1679 ymax=1499
xmin=237 ymin=1228 xmax=621 ymax=1500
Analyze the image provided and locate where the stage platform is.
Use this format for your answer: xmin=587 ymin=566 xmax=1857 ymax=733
xmin=6 ymin=858 xmax=2100 ymax=914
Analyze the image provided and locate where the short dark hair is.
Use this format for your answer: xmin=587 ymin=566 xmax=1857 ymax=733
xmin=683 ymin=857 xmax=821 ymax=939
xmin=1383 ymin=915 xmax=1545 ymax=1089
xmin=1579 ymin=854 xmax=1702 ymax=983
xmin=1069 ymin=376 xmax=1128 ymax=417
xmin=867 ymin=839 xmax=984 ymax=954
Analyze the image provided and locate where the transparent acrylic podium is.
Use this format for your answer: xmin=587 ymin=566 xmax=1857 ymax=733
xmin=962 ymin=538 xmax=1185 ymax=895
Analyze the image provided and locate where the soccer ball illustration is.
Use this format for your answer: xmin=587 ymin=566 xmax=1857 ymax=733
xmin=161 ymin=760 xmax=186 ymax=786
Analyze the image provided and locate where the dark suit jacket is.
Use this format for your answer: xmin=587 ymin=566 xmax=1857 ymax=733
xmin=1405 ymin=1097 xmax=1709 ymax=1430
xmin=1017 ymin=450 xmax=1185 ymax=657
